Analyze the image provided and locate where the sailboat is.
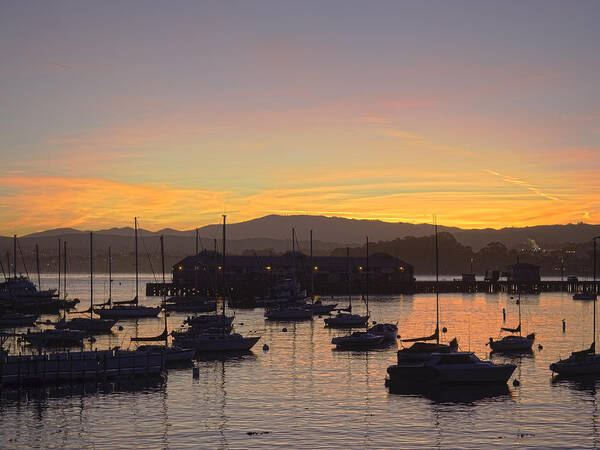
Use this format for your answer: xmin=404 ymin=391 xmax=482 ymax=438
xmin=172 ymin=215 xmax=260 ymax=352
xmin=324 ymin=247 xmax=370 ymax=328
xmin=96 ymin=218 xmax=162 ymax=319
xmin=487 ymin=291 xmax=535 ymax=352
xmin=390 ymin=219 xmax=458 ymax=366
xmin=265 ymin=228 xmax=313 ymax=321
xmin=131 ymin=235 xmax=195 ymax=364
xmin=303 ymin=230 xmax=337 ymax=315
xmin=55 ymin=232 xmax=117 ymax=333
xmin=332 ymin=238 xmax=385 ymax=349
xmin=550 ymin=236 xmax=600 ymax=376
xmin=365 ymin=236 xmax=398 ymax=341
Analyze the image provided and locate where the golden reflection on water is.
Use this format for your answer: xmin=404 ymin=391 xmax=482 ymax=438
xmin=1 ymin=275 xmax=600 ymax=448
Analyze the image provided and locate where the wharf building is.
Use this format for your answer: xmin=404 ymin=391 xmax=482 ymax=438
xmin=171 ymin=250 xmax=415 ymax=298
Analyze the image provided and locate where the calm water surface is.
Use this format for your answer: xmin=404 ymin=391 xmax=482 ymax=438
xmin=1 ymin=274 xmax=599 ymax=448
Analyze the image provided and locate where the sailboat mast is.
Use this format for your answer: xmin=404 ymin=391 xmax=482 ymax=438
xmin=13 ymin=235 xmax=17 ymax=278
xmin=90 ymin=232 xmax=93 ymax=319
xmin=135 ymin=217 xmax=139 ymax=303
xmin=222 ymin=215 xmax=226 ymax=316
xmin=35 ymin=244 xmax=41 ymax=290
xmin=594 ymin=236 xmax=597 ymax=351
xmin=435 ymin=219 xmax=440 ymax=345
xmin=161 ymin=235 xmax=167 ymax=347
xmin=292 ymin=228 xmax=296 ymax=296
xmin=347 ymin=247 xmax=351 ymax=311
xmin=518 ymin=291 xmax=522 ymax=337
xmin=108 ymin=246 xmax=112 ymax=307
xmin=310 ymin=230 xmax=314 ymax=302
xmin=64 ymin=240 xmax=67 ymax=300
xmin=57 ymin=238 xmax=61 ymax=298
xmin=366 ymin=237 xmax=369 ymax=321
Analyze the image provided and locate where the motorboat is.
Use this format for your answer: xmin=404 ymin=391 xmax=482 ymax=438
xmin=255 ymin=278 xmax=308 ymax=306
xmin=0 ymin=312 xmax=39 ymax=328
xmin=22 ymin=328 xmax=86 ymax=347
xmin=387 ymin=352 xmax=516 ymax=385
xmin=264 ymin=305 xmax=313 ymax=321
xmin=368 ymin=323 xmax=398 ymax=341
xmin=332 ymin=331 xmax=384 ymax=349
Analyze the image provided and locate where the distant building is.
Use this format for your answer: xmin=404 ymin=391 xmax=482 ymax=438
xmin=172 ymin=250 xmax=415 ymax=296
xmin=508 ymin=263 xmax=541 ymax=284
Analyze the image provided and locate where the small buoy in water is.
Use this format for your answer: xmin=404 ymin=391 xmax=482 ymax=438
xmin=442 ymin=327 xmax=447 ymax=333
xmin=538 ymin=344 xmax=543 ymax=350
xmin=372 ymin=320 xmax=377 ymax=325
xmin=118 ymin=326 xmax=124 ymax=331
xmin=263 ymin=344 xmax=269 ymax=351
xmin=193 ymin=367 xmax=200 ymax=378
xmin=282 ymin=327 xmax=287 ymax=332
xmin=513 ymin=379 xmax=520 ymax=387
xmin=239 ymin=322 xmax=244 ymax=326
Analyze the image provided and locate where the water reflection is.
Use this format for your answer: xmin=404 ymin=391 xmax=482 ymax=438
xmin=387 ymin=382 xmax=512 ymax=404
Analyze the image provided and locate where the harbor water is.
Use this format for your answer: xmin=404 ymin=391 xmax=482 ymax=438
xmin=1 ymin=274 xmax=599 ymax=448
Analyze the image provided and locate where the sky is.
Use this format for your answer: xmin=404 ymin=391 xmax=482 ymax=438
xmin=1 ymin=0 xmax=599 ymax=234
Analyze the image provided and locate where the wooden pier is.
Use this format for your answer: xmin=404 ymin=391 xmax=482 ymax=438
xmin=147 ymin=279 xmax=598 ymax=297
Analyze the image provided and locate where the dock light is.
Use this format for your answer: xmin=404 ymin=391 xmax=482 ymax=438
xmin=178 ymin=265 xmax=183 ymax=271
xmin=265 ymin=266 xmax=271 ymax=270
xmin=398 ymin=266 xmax=405 ymax=271
xmin=313 ymin=266 xmax=318 ymax=271
xmin=218 ymin=266 xmax=222 ymax=270
xmin=358 ymin=266 xmax=363 ymax=271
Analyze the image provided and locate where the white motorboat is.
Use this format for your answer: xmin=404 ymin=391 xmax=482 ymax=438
xmin=332 ymin=331 xmax=384 ymax=349
xmin=387 ymin=352 xmax=516 ymax=385
xmin=368 ymin=323 xmax=398 ymax=341
xmin=551 ymin=236 xmax=600 ymax=376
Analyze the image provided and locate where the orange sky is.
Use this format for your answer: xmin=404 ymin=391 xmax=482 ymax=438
xmin=1 ymin=2 xmax=599 ymax=235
